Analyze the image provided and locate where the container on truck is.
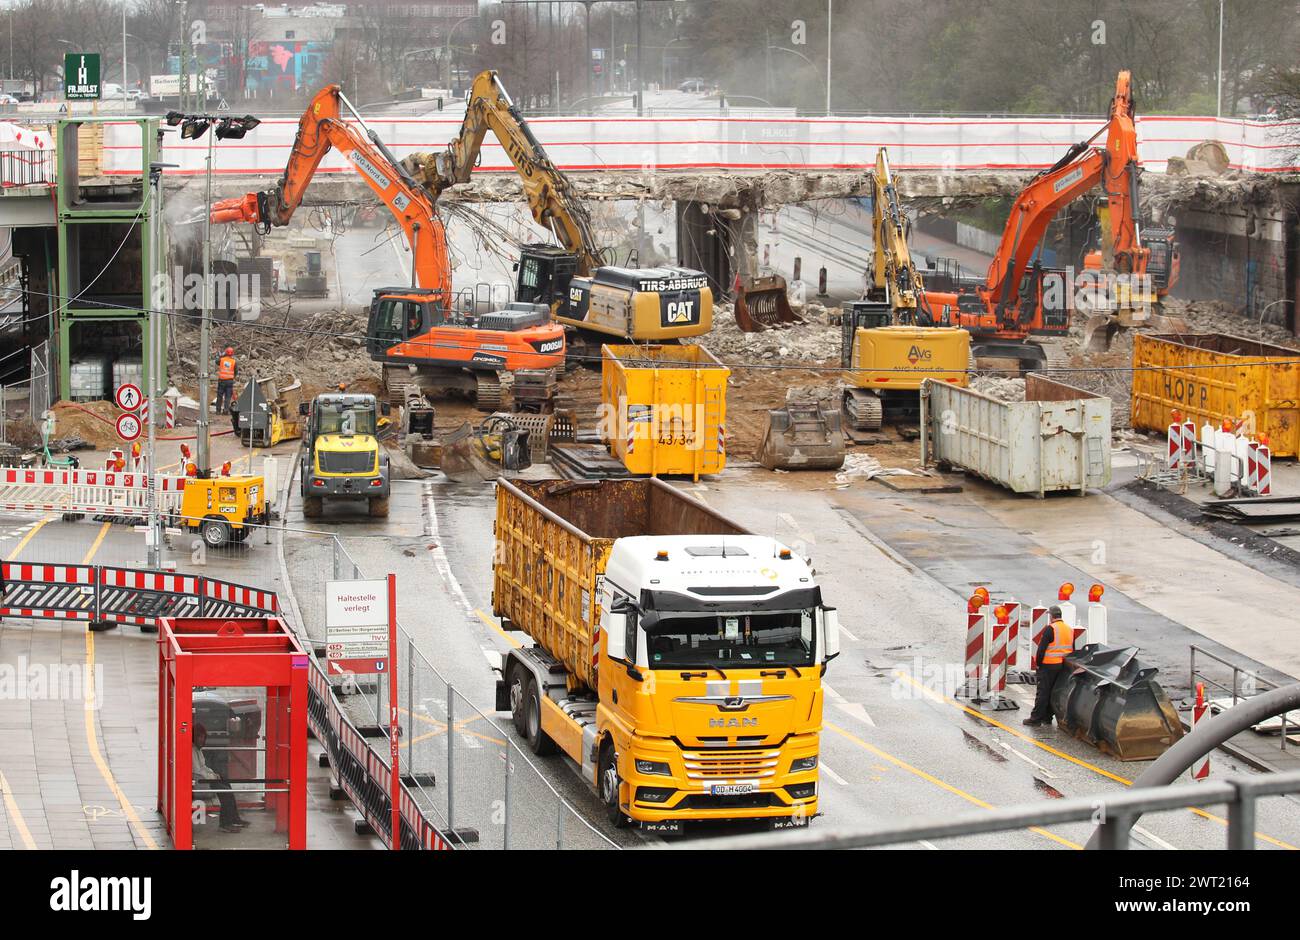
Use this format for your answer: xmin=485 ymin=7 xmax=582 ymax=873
xmin=492 ymin=478 xmax=839 ymax=834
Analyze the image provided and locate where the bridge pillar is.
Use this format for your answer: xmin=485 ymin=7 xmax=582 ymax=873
xmin=675 ymin=200 xmax=759 ymax=300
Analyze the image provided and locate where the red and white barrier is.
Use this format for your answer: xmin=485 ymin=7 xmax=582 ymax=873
xmin=1256 ymin=442 xmax=1272 ymax=495
xmin=1085 ymin=583 xmax=1107 ymax=646
xmin=140 ymin=397 xmax=176 ymax=429
xmin=1192 ymin=683 xmax=1210 ymax=781
xmin=1167 ymin=419 xmax=1184 ymax=470
xmin=988 ymin=606 xmax=1011 ymax=694
xmin=0 ymin=466 xmax=188 ymax=516
xmin=962 ymin=590 xmax=988 ymax=700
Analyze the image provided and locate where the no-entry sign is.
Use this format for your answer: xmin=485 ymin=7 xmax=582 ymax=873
xmin=115 ymin=382 xmax=142 ymax=412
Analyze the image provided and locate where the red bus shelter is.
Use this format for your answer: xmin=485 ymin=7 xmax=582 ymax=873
xmin=157 ymin=616 xmax=309 ymax=850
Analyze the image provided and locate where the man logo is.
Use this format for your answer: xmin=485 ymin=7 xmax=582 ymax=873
xmin=708 ymin=716 xmax=758 ymax=728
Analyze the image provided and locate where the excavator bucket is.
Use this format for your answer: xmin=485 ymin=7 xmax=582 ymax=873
xmin=758 ymin=401 xmax=846 ymax=471
xmin=1050 ymin=644 xmax=1185 ymax=761
xmin=734 ymin=275 xmax=803 ymax=332
xmin=439 ymin=417 xmax=533 ymax=483
xmin=1081 ymin=314 xmax=1121 ymax=354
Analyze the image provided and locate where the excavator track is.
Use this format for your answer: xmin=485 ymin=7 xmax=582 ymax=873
xmin=843 ymin=388 xmax=883 ymax=431
xmin=382 ymin=366 xmax=411 ymax=410
xmin=475 ymin=371 xmax=504 ymax=412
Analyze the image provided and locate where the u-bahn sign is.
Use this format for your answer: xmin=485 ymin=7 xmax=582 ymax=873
xmin=64 ymin=53 xmax=101 ymax=100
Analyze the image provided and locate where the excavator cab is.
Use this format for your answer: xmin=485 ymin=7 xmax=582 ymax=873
xmin=515 ymin=244 xmax=580 ymax=317
xmin=366 ymin=288 xmax=447 ymax=360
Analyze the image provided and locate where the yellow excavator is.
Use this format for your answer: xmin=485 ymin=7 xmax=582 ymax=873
xmin=840 ymin=148 xmax=970 ymax=432
xmin=402 ymin=70 xmax=713 ymax=359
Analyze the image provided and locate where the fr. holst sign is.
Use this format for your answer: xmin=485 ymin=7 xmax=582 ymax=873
xmin=64 ymin=53 xmax=101 ymax=100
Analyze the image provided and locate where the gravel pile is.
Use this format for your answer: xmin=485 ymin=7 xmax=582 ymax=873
xmin=691 ymin=301 xmax=840 ymax=363
xmin=970 ymin=375 xmax=1026 ymax=401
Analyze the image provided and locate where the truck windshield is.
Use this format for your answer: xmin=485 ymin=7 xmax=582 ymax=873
xmin=645 ymin=610 xmax=814 ymax=669
xmin=317 ymin=404 xmax=376 ymax=436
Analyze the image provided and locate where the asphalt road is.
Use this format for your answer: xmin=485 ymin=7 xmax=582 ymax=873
xmin=267 ymin=464 xmax=1300 ymax=851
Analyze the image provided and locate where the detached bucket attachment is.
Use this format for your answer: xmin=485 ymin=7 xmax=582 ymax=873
xmin=734 ymin=274 xmax=803 ymax=332
xmin=758 ymin=402 xmax=845 ymax=470
xmin=1081 ymin=314 xmax=1120 ymax=354
xmin=1050 ymin=644 xmax=1184 ymax=761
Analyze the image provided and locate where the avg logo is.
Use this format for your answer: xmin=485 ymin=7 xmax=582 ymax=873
xmin=907 ymin=344 xmax=933 ymax=365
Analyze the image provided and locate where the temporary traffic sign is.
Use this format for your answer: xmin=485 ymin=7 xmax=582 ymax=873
xmin=115 ymin=382 xmax=142 ymax=412
xmin=115 ymin=411 xmax=142 ymax=442
xmin=325 ymin=579 xmax=390 ymax=674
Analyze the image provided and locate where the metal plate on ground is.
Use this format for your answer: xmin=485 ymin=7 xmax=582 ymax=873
xmin=874 ymin=474 xmax=963 ymax=494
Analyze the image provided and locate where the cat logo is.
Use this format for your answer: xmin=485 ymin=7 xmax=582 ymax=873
xmin=666 ymin=300 xmax=695 ymax=324
xmin=907 ymin=344 xmax=932 ymax=365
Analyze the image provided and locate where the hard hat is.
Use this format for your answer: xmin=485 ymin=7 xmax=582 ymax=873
xmin=224 ymin=347 xmax=234 ymax=356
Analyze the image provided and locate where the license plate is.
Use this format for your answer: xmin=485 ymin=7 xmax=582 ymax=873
xmin=711 ymin=783 xmax=756 ymax=796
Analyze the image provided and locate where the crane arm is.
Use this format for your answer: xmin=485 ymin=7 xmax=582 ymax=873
xmin=210 ymin=84 xmax=451 ymax=297
xmin=407 ymin=70 xmax=604 ymax=275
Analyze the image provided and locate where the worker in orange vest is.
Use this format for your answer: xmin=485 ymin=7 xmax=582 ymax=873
xmin=216 ymin=347 xmax=237 ymax=414
xmin=1023 ymin=605 xmax=1074 ymax=727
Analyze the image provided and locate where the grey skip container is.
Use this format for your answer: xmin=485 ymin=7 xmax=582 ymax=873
xmin=920 ymin=375 xmax=1112 ymax=497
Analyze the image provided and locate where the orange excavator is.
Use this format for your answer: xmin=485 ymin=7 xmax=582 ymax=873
xmin=920 ymin=70 xmax=1178 ymax=370
xmin=210 ymin=84 xmax=565 ymax=409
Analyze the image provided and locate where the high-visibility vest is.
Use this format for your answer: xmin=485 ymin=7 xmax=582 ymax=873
xmin=217 ymin=356 xmax=236 ymax=380
xmin=1041 ymin=619 xmax=1074 ymax=665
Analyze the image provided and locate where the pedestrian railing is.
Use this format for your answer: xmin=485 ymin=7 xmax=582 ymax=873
xmin=1191 ymin=644 xmax=1292 ymax=755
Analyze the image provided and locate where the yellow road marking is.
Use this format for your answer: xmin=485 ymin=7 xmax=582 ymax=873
xmin=476 ymin=608 xmax=520 ymax=649
xmin=78 ymin=523 xmax=158 ymax=849
xmin=6 ymin=517 xmax=51 ymax=561
xmin=826 ymin=721 xmax=1081 ymax=849
xmin=398 ymin=707 xmax=504 ymax=747
xmin=895 ymin=670 xmax=1297 ymax=850
xmin=84 ymin=631 xmax=157 ymax=849
xmin=81 ymin=522 xmax=110 ymax=565
xmin=0 ymin=770 xmax=38 ymax=849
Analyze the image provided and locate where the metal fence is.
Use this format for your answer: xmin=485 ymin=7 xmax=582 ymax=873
xmin=317 ymin=534 xmax=615 ymax=850
xmin=0 ymin=144 xmax=55 ymax=188
xmin=1191 ymin=644 xmax=1292 ymax=755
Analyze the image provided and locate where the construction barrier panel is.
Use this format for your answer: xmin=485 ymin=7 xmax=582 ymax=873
xmin=305 ymin=654 xmax=452 ymax=850
xmin=0 ymin=466 xmax=189 ymax=516
xmin=1050 ymin=644 xmax=1185 ymax=761
xmin=0 ymin=561 xmax=278 ymax=630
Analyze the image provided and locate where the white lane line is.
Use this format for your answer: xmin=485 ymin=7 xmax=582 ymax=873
xmin=917 ymin=839 xmax=939 ymax=850
xmin=481 ymin=648 xmax=502 ymax=671
xmin=820 ymin=762 xmax=848 ymax=786
xmin=994 ymin=738 xmax=1057 ymax=777
xmin=823 ymin=681 xmax=846 ymax=703
xmin=422 ymin=482 xmax=475 ymax=620
xmin=1132 ymin=824 xmax=1178 ymax=851
xmin=836 ymin=622 xmax=859 ymax=642
xmin=836 ymin=702 xmax=875 ymax=727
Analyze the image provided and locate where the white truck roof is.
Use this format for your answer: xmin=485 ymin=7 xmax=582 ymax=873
xmin=605 ymin=534 xmax=814 ymax=602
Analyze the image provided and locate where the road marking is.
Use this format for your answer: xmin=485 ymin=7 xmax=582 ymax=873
xmin=820 ymin=761 xmax=848 ymax=786
xmin=476 ymin=608 xmax=520 ymax=649
xmin=84 ymin=630 xmax=158 ymax=849
xmin=422 ymin=484 xmax=475 ymax=618
xmin=0 ymin=770 xmax=37 ymax=849
xmin=917 ymin=839 xmax=939 ymax=850
xmin=836 ymin=623 xmax=860 ymax=642
xmin=1132 ymin=824 xmax=1178 ymax=851
xmin=825 ymin=721 xmax=1080 ymax=849
xmin=893 ymin=670 xmax=1297 ymax=850
xmin=994 ymin=738 xmax=1057 ymax=777
xmin=82 ymin=522 xmax=111 ymax=565
xmin=836 ymin=702 xmax=875 ymax=726
xmin=6 ymin=516 xmax=50 ymax=560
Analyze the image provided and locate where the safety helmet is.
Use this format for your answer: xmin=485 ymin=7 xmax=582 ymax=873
xmin=224 ymin=347 xmax=234 ymax=356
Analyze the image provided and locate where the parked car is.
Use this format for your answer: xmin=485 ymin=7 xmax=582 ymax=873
xmin=678 ymin=77 xmax=708 ymax=93
xmin=0 ymin=93 xmax=18 ymax=105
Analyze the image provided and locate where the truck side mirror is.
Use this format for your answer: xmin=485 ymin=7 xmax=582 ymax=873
xmin=605 ymin=612 xmax=627 ymax=662
xmin=821 ymin=607 xmax=841 ymax=662
xmin=298 ymin=403 xmax=308 ymax=416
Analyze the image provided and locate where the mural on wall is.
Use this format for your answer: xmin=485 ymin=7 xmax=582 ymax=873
xmin=245 ymin=41 xmax=328 ymax=96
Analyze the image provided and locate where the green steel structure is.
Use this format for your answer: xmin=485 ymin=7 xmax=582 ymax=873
xmin=53 ymin=116 xmax=167 ymax=403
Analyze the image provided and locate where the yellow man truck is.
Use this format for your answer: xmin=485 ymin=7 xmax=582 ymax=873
xmin=492 ymin=478 xmax=839 ymax=834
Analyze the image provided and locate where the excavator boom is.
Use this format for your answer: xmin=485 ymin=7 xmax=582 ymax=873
xmin=209 ymin=84 xmax=452 ymax=299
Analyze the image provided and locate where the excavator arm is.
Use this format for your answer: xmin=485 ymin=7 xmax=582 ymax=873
xmin=210 ymin=84 xmax=451 ymax=298
xmin=978 ymin=70 xmax=1145 ymax=327
xmin=869 ymin=147 xmax=925 ymax=321
xmin=405 ymin=70 xmax=604 ymax=276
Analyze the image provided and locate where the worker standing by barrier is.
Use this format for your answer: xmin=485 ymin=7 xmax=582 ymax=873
xmin=1023 ymin=605 xmax=1073 ymax=727
xmin=216 ymin=347 xmax=238 ymax=415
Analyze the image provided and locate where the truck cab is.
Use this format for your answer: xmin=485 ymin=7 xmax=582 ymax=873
xmin=299 ymin=392 xmax=390 ymax=518
xmin=592 ymin=535 xmax=838 ymax=833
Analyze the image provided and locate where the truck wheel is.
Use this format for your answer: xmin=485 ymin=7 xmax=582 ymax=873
xmin=509 ymin=667 xmax=529 ymax=737
xmin=200 ymin=518 xmax=230 ymax=548
xmin=599 ymin=744 xmax=630 ymax=828
xmin=525 ymin=677 xmax=556 ymax=757
xmin=302 ymin=495 xmax=323 ymax=518
xmin=368 ymin=495 xmax=389 ymax=518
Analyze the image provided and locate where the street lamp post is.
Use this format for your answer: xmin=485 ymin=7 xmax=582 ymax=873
xmin=444 ymin=14 xmax=478 ymax=92
xmin=825 ymin=0 xmax=832 ymax=115
xmin=1215 ymin=0 xmax=1224 ymax=118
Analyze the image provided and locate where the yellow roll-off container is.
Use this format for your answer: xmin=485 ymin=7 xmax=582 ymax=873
xmin=1131 ymin=333 xmax=1300 ymax=457
xmin=601 ymin=344 xmax=729 ymax=480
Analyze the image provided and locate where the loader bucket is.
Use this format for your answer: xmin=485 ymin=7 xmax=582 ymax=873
xmin=734 ymin=274 xmax=803 ymax=332
xmin=758 ymin=402 xmax=845 ymax=471
xmin=1081 ymin=314 xmax=1120 ymax=354
xmin=1050 ymin=644 xmax=1184 ymax=761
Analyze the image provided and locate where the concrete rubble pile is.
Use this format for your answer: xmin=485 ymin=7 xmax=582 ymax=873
xmin=969 ymin=375 xmax=1026 ymax=402
xmin=691 ymin=301 xmax=840 ymax=362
